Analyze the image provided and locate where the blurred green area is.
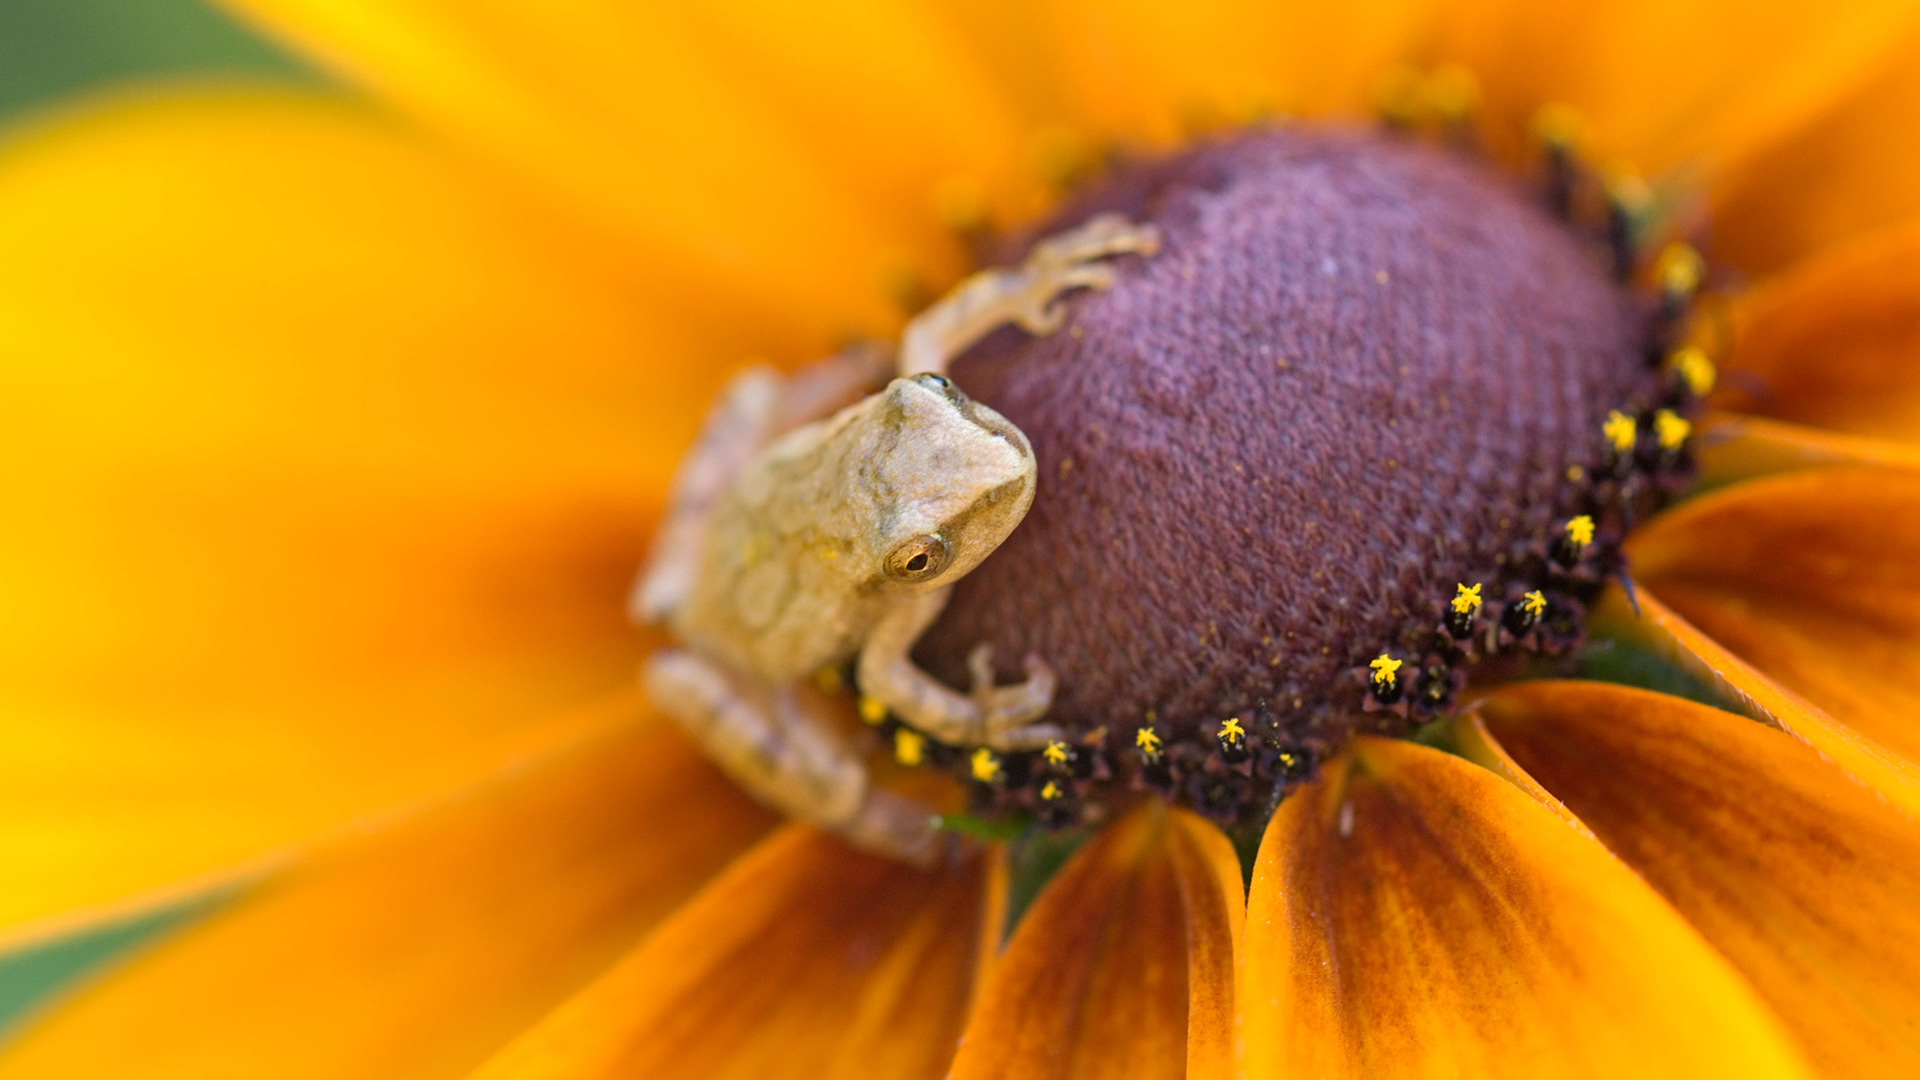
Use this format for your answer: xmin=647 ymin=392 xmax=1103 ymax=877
xmin=0 ymin=0 xmax=321 ymax=123
xmin=0 ymin=0 xmax=305 ymax=1038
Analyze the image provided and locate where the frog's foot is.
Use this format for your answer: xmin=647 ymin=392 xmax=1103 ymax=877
xmin=645 ymin=649 xmax=949 ymax=867
xmin=1012 ymin=214 xmax=1164 ymax=335
xmin=899 ymin=213 xmax=1161 ymax=376
xmin=963 ymin=644 xmax=1062 ymax=749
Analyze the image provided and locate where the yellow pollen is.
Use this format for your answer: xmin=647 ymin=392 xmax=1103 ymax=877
xmin=1657 ymin=242 xmax=1704 ymax=296
xmin=1041 ymin=779 xmax=1064 ymax=801
xmin=1135 ymin=727 xmax=1163 ymax=754
xmin=1043 ymin=740 xmax=1071 ymax=766
xmin=1603 ymin=410 xmax=1637 ymax=452
xmin=1219 ymin=717 xmax=1246 ymax=743
xmin=1522 ymin=590 xmax=1548 ymax=617
xmin=1670 ymin=346 xmax=1716 ymax=396
xmin=1278 ymin=751 xmax=1297 ymax=769
xmin=1452 ymin=582 xmax=1483 ymax=614
xmin=894 ymin=728 xmax=925 ymax=767
xmin=1531 ymin=102 xmax=1584 ymax=149
xmin=1426 ymin=64 xmax=1480 ymax=120
xmin=970 ymin=747 xmax=1002 ymax=783
xmin=857 ymin=696 xmax=888 ymax=725
xmin=1369 ymin=653 xmax=1403 ymax=688
xmin=1565 ymin=515 xmax=1595 ymax=547
xmin=1607 ymin=173 xmax=1653 ymax=215
xmin=1655 ymin=409 xmax=1692 ymax=450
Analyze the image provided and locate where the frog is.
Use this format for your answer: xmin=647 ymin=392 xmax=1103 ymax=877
xmin=633 ymin=214 xmax=1160 ymax=864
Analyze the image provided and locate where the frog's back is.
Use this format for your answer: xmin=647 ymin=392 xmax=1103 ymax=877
xmin=669 ymin=406 xmax=888 ymax=681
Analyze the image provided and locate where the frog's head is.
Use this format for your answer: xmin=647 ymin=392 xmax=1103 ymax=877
xmin=860 ymin=373 xmax=1036 ymax=591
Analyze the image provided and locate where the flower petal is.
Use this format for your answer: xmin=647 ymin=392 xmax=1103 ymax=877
xmin=471 ymin=825 xmax=988 ymax=1080
xmin=1626 ymin=468 xmax=1920 ymax=774
xmin=1443 ymin=0 xmax=1920 ymax=176
xmin=215 ymin=0 xmax=1053 ymax=336
xmin=0 ymin=89 xmax=709 ymax=931
xmin=1715 ymin=221 xmax=1920 ymax=443
xmin=1590 ymin=587 xmax=1920 ymax=822
xmin=1712 ymin=30 xmax=1920 ymax=273
xmin=1476 ymin=680 xmax=1920 ymax=1076
xmin=0 ymin=705 xmax=775 ymax=1080
xmin=1697 ymin=414 xmax=1920 ymax=488
xmin=948 ymin=803 xmax=1243 ymax=1080
xmin=1240 ymin=737 xmax=1809 ymax=1080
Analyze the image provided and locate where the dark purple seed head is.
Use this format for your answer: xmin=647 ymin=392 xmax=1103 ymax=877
xmin=907 ymin=126 xmax=1686 ymax=824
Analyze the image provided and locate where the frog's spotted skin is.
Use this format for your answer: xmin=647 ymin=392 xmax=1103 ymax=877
xmin=634 ymin=216 xmax=1160 ymax=864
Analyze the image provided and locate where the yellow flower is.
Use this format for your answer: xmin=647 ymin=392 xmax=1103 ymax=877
xmin=3 ymin=2 xmax=1920 ymax=1078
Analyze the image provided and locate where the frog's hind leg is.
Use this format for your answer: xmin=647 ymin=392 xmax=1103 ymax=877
xmin=644 ymin=649 xmax=945 ymax=865
xmin=898 ymin=213 xmax=1161 ymax=377
xmin=856 ymin=588 xmax=1064 ymax=751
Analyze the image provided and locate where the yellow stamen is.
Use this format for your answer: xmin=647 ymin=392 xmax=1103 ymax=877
xmin=970 ymin=747 xmax=1002 ymax=783
xmin=1607 ymin=173 xmax=1653 ymax=216
xmin=1135 ymin=727 xmax=1163 ymax=754
xmin=1565 ymin=515 xmax=1595 ymax=548
xmin=1369 ymin=653 xmax=1403 ymax=688
xmin=1522 ymin=590 xmax=1548 ymax=617
xmin=894 ymin=728 xmax=925 ymax=767
xmin=1043 ymin=740 xmax=1071 ymax=766
xmin=1654 ymin=409 xmax=1692 ymax=450
xmin=1656 ymin=241 xmax=1704 ymax=297
xmin=1219 ymin=717 xmax=1246 ymax=744
xmin=1040 ymin=779 xmax=1064 ymax=801
xmin=1427 ymin=64 xmax=1480 ymax=120
xmin=1452 ymin=582 xmax=1483 ymax=615
xmin=1531 ymin=102 xmax=1584 ymax=149
xmin=1670 ymin=346 xmax=1716 ymax=396
xmin=1603 ymin=409 xmax=1637 ymax=453
xmin=857 ymin=695 xmax=888 ymax=725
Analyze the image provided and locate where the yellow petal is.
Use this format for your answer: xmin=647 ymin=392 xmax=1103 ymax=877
xmin=1025 ymin=0 xmax=1437 ymax=139
xmin=0 ymin=705 xmax=776 ymax=1080
xmin=1697 ymin=414 xmax=1920 ymax=488
xmin=948 ymin=803 xmax=1243 ymax=1080
xmin=1240 ymin=737 xmax=1810 ymax=1080
xmin=0 ymin=89 xmax=713 ymax=931
xmin=1715 ymin=221 xmax=1920 ymax=443
xmin=1443 ymin=0 xmax=1920 ymax=176
xmin=1627 ymin=468 xmax=1920 ymax=774
xmin=1477 ymin=680 xmax=1920 ymax=1076
xmin=471 ymin=825 xmax=988 ymax=1080
xmin=216 ymin=0 xmax=1052 ymax=337
xmin=1713 ymin=29 xmax=1920 ymax=273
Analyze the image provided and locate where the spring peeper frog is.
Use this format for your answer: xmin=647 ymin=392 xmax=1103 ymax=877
xmin=633 ymin=215 xmax=1159 ymax=862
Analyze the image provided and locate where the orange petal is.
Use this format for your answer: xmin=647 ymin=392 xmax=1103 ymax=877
xmin=948 ymin=803 xmax=1244 ymax=1080
xmin=1477 ymin=680 xmax=1920 ymax=1076
xmin=0 ymin=704 xmax=776 ymax=1080
xmin=1240 ymin=736 xmax=1809 ymax=1080
xmin=1626 ymin=468 xmax=1920 ymax=779
xmin=1712 ymin=28 xmax=1920 ymax=273
xmin=1697 ymin=414 xmax=1920 ymax=488
xmin=471 ymin=825 xmax=989 ymax=1080
xmin=1442 ymin=0 xmax=1920 ymax=177
xmin=0 ymin=89 xmax=717 ymax=931
xmin=1715 ymin=221 xmax=1920 ymax=443
xmin=1590 ymin=587 xmax=1920 ymax=823
xmin=1024 ymin=0 xmax=1436 ymax=140
xmin=215 ymin=0 xmax=1053 ymax=337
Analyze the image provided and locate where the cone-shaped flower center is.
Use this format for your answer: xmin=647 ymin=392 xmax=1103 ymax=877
xmin=913 ymin=127 xmax=1691 ymax=823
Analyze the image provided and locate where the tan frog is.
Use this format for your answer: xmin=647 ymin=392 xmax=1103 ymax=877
xmin=634 ymin=215 xmax=1160 ymax=863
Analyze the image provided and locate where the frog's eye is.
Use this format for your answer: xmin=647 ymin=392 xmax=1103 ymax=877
xmin=883 ymin=534 xmax=952 ymax=582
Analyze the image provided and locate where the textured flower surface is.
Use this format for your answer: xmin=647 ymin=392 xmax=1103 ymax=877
xmin=3 ymin=2 xmax=1920 ymax=1077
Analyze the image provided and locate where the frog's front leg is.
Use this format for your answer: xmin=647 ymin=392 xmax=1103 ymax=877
xmin=856 ymin=588 xmax=1063 ymax=750
xmin=899 ymin=213 xmax=1161 ymax=377
xmin=645 ymin=649 xmax=946 ymax=865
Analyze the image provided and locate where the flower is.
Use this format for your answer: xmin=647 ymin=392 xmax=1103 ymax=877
xmin=3 ymin=1 xmax=1920 ymax=1077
